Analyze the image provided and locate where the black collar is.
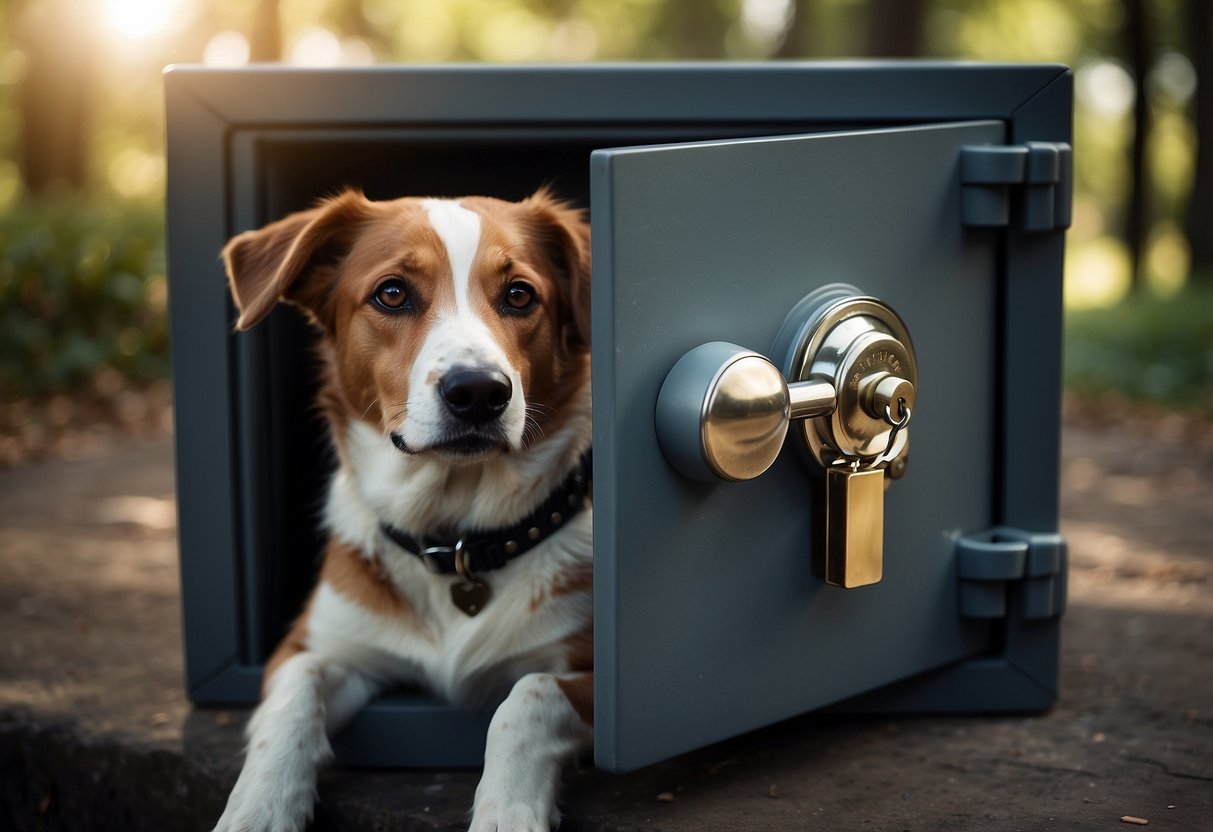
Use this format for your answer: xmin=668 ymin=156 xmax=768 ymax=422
xmin=380 ymin=453 xmax=592 ymax=576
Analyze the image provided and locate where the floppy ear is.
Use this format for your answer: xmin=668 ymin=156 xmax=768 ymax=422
xmin=222 ymin=189 xmax=371 ymax=331
xmin=521 ymin=187 xmax=592 ymax=349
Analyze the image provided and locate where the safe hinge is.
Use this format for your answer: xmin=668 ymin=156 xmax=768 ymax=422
xmin=959 ymin=143 xmax=1073 ymax=232
xmin=956 ymin=527 xmax=1067 ymax=620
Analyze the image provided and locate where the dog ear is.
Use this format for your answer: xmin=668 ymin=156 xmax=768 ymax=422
xmin=222 ymin=189 xmax=370 ymax=331
xmin=521 ymin=187 xmax=592 ymax=349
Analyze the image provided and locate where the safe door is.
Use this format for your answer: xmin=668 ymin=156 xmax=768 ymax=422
xmin=590 ymin=121 xmax=1068 ymax=771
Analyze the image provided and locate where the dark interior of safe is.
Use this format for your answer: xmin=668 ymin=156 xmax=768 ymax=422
xmin=239 ymin=123 xmax=851 ymax=664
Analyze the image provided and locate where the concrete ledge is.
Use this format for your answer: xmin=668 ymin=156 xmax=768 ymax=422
xmin=1 ymin=708 xmax=230 ymax=832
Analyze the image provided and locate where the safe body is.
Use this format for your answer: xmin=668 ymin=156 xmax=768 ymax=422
xmin=165 ymin=63 xmax=1071 ymax=772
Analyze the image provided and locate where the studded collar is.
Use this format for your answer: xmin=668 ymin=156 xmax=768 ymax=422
xmin=379 ymin=452 xmax=592 ymax=577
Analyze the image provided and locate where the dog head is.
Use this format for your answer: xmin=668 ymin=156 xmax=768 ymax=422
xmin=223 ymin=188 xmax=591 ymax=463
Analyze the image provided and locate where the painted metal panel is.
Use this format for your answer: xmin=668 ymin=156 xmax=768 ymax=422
xmin=165 ymin=64 xmax=1070 ymax=770
xmin=592 ymin=121 xmax=1006 ymax=771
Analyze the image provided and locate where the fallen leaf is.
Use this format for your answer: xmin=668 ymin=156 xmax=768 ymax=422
xmin=656 ymin=792 xmax=676 ymax=803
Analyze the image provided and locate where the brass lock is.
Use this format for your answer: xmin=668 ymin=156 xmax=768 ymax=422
xmin=655 ymin=284 xmax=917 ymax=589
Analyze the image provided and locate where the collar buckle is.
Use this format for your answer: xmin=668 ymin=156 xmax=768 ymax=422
xmin=418 ymin=538 xmax=465 ymax=574
xmin=381 ymin=450 xmax=591 ymax=577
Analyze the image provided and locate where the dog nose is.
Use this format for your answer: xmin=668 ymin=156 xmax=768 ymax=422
xmin=439 ymin=368 xmax=513 ymax=424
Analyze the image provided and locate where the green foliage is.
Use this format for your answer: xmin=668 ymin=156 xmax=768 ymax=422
xmin=0 ymin=0 xmax=1206 ymax=418
xmin=1065 ymin=285 xmax=1213 ymax=414
xmin=0 ymin=198 xmax=168 ymax=399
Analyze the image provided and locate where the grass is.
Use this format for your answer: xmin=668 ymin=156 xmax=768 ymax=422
xmin=1065 ymin=282 xmax=1213 ymax=417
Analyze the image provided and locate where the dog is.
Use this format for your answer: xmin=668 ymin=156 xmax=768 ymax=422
xmin=212 ymin=188 xmax=595 ymax=832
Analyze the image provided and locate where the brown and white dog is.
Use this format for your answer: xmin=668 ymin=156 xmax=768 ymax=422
xmin=212 ymin=189 xmax=594 ymax=832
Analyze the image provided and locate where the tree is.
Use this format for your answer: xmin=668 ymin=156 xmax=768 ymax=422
xmin=1123 ymin=0 xmax=1151 ymax=292
xmin=655 ymin=0 xmax=731 ymax=58
xmin=776 ymin=0 xmax=819 ymax=58
xmin=1187 ymin=0 xmax=1213 ymax=283
xmin=250 ymin=0 xmax=281 ymax=62
xmin=866 ymin=0 xmax=925 ymax=57
xmin=14 ymin=0 xmax=95 ymax=194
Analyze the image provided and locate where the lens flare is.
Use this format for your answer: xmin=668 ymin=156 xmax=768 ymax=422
xmin=103 ymin=0 xmax=187 ymax=39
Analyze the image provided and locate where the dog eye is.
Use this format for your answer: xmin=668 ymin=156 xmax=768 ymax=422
xmin=503 ymin=281 xmax=536 ymax=313
xmin=372 ymin=279 xmax=410 ymax=311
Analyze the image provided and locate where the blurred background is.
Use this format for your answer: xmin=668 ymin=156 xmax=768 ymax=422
xmin=0 ymin=0 xmax=1210 ymax=465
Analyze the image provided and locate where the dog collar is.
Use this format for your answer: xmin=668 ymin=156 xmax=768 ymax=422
xmin=379 ymin=452 xmax=592 ymax=578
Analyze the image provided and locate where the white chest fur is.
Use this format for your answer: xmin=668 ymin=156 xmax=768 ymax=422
xmin=313 ymin=399 xmax=593 ymax=708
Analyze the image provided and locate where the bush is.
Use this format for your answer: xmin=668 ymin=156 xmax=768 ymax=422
xmin=0 ymin=198 xmax=168 ymax=399
xmin=1065 ymin=284 xmax=1213 ymax=415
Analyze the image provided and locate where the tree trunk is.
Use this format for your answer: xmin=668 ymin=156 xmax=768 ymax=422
xmin=657 ymin=0 xmax=731 ymax=59
xmin=14 ymin=0 xmax=94 ymax=194
xmin=866 ymin=0 xmax=925 ymax=57
xmin=776 ymin=0 xmax=818 ymax=58
xmin=1187 ymin=0 xmax=1213 ymax=283
xmin=1123 ymin=0 xmax=1150 ymax=292
xmin=250 ymin=0 xmax=282 ymax=62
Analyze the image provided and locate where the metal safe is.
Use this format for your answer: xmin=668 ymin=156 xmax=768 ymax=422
xmin=165 ymin=63 xmax=1071 ymax=772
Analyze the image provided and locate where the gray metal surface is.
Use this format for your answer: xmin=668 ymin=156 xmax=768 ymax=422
xmin=592 ymin=121 xmax=1006 ymax=771
xmin=164 ymin=63 xmax=1070 ymax=770
xmin=164 ymin=63 xmax=1066 ymax=126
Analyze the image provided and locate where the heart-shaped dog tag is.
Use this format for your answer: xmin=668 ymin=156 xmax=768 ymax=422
xmin=451 ymin=578 xmax=491 ymax=616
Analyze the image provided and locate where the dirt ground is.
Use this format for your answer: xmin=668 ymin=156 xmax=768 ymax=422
xmin=0 ymin=417 xmax=1210 ymax=831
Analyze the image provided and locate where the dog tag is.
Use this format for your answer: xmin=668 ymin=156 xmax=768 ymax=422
xmin=451 ymin=578 xmax=491 ymax=616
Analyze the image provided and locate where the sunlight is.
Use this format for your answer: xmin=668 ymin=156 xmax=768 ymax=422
xmin=203 ymin=31 xmax=251 ymax=67
xmin=103 ymin=0 xmax=188 ymax=39
xmin=1076 ymin=60 xmax=1135 ymax=120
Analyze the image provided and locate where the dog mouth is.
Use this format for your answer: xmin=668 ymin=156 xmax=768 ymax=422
xmin=390 ymin=431 xmax=509 ymax=460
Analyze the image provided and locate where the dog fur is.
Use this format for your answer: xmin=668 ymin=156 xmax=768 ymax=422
xmin=212 ymin=188 xmax=594 ymax=832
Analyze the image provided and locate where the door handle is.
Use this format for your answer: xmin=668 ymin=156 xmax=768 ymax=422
xmin=655 ymin=284 xmax=917 ymax=588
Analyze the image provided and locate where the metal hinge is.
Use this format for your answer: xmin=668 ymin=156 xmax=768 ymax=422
xmin=960 ymin=143 xmax=1073 ymax=232
xmin=956 ymin=527 xmax=1067 ymax=620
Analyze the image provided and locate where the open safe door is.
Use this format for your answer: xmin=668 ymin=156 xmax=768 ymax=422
xmin=590 ymin=120 xmax=1067 ymax=771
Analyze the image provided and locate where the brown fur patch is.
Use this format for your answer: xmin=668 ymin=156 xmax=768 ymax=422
xmin=458 ymin=194 xmax=592 ymax=446
xmin=553 ymin=557 xmax=593 ymax=599
xmin=327 ymin=199 xmax=457 ymax=436
xmin=563 ymin=623 xmax=593 ymax=673
xmin=223 ymin=190 xmax=372 ymax=331
xmin=556 ymin=672 xmax=594 ymax=726
xmin=261 ymin=597 xmax=313 ymax=699
xmin=532 ymin=557 xmax=594 ymax=612
xmin=320 ymin=540 xmax=412 ymax=620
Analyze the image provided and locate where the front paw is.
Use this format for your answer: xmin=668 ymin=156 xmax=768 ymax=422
xmin=468 ymin=800 xmax=558 ymax=832
xmin=212 ymin=769 xmax=315 ymax=832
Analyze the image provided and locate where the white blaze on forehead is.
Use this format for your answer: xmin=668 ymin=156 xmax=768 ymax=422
xmin=402 ymin=198 xmax=527 ymax=451
xmin=422 ymin=198 xmax=482 ymax=314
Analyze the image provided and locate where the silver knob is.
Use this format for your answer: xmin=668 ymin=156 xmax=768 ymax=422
xmin=655 ymin=342 xmax=834 ymax=482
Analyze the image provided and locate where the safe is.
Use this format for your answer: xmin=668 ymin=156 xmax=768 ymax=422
xmin=165 ymin=63 xmax=1071 ymax=772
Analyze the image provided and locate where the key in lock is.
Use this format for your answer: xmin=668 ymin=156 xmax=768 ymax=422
xmin=655 ymin=283 xmax=917 ymax=589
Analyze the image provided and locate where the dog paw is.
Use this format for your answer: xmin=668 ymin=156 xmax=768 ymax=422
xmin=212 ymin=773 xmax=315 ymax=832
xmin=468 ymin=802 xmax=559 ymax=832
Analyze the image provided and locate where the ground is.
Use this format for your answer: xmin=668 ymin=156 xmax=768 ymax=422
xmin=0 ymin=418 xmax=1210 ymax=831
